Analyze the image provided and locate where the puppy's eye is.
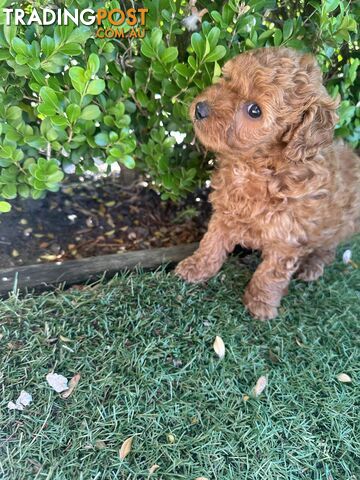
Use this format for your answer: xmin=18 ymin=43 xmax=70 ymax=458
xmin=247 ymin=103 xmax=262 ymax=118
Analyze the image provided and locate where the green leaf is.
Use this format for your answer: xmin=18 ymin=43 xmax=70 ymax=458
xmin=12 ymin=150 xmax=24 ymax=162
xmin=323 ymin=0 xmax=339 ymax=13
xmin=67 ymin=26 xmax=92 ymax=44
xmin=12 ymin=37 xmax=28 ymax=56
xmin=41 ymin=36 xmax=55 ymax=57
xmin=46 ymin=128 xmax=58 ymax=142
xmin=191 ymin=33 xmax=205 ymax=59
xmin=174 ymin=63 xmax=191 ymax=78
xmin=38 ymin=103 xmax=56 ymax=116
xmin=60 ymin=43 xmax=83 ymax=55
xmin=32 ymin=70 xmax=46 ymax=86
xmin=0 ymin=201 xmax=11 ymax=212
xmin=207 ymin=27 xmax=221 ymax=49
xmin=88 ymin=53 xmax=100 ymax=74
xmin=4 ymin=24 xmax=17 ymax=45
xmin=39 ymin=86 xmax=59 ymax=112
xmin=120 ymin=155 xmax=136 ymax=169
xmin=46 ymin=170 xmax=64 ymax=183
xmin=141 ymin=38 xmax=156 ymax=59
xmin=80 ymin=105 xmax=101 ymax=120
xmin=6 ymin=106 xmax=22 ymax=122
xmin=94 ymin=132 xmax=109 ymax=147
xmin=66 ymin=104 xmax=81 ymax=123
xmin=50 ymin=115 xmax=68 ymax=127
xmin=0 ymin=50 xmax=11 ymax=60
xmin=2 ymin=184 xmax=17 ymax=199
xmin=86 ymin=79 xmax=105 ymax=95
xmin=204 ymin=45 xmax=226 ymax=63
xmin=69 ymin=66 xmax=86 ymax=93
xmin=283 ymin=19 xmax=293 ymax=40
xmin=273 ymin=29 xmax=282 ymax=46
xmin=188 ymin=55 xmax=197 ymax=71
xmin=54 ymin=24 xmax=72 ymax=44
xmin=28 ymin=57 xmax=41 ymax=69
xmin=15 ymin=54 xmax=28 ymax=65
xmin=18 ymin=185 xmax=30 ymax=198
xmin=26 ymin=136 xmax=47 ymax=149
xmin=109 ymin=146 xmax=123 ymax=157
xmin=258 ymin=29 xmax=275 ymax=41
xmin=161 ymin=47 xmax=178 ymax=64
xmin=121 ymin=75 xmax=133 ymax=93
xmin=151 ymin=28 xmax=163 ymax=50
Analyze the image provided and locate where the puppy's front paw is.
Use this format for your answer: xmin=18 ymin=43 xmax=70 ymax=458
xmin=243 ymin=289 xmax=278 ymax=321
xmin=175 ymin=255 xmax=214 ymax=283
xmin=296 ymin=263 xmax=324 ymax=282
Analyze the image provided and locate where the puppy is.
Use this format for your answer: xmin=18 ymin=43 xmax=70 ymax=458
xmin=175 ymin=47 xmax=360 ymax=320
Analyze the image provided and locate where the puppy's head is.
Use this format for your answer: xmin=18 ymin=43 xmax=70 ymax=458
xmin=190 ymin=47 xmax=338 ymax=162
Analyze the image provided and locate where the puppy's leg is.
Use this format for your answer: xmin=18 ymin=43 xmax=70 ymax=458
xmin=243 ymin=250 xmax=300 ymax=320
xmin=296 ymin=248 xmax=336 ymax=282
xmin=175 ymin=217 xmax=234 ymax=283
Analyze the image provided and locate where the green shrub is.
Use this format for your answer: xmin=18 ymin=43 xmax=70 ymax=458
xmin=0 ymin=0 xmax=358 ymax=211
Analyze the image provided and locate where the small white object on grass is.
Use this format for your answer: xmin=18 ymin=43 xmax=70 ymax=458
xmin=253 ymin=376 xmax=267 ymax=397
xmin=336 ymin=373 xmax=352 ymax=383
xmin=342 ymin=249 xmax=352 ymax=264
xmin=213 ymin=335 xmax=225 ymax=359
xmin=8 ymin=390 xmax=32 ymax=411
xmin=46 ymin=372 xmax=69 ymax=393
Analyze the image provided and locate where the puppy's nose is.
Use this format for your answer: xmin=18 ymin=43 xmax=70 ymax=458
xmin=195 ymin=101 xmax=210 ymax=120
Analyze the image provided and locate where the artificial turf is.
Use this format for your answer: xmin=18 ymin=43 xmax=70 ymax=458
xmin=1 ymin=238 xmax=359 ymax=480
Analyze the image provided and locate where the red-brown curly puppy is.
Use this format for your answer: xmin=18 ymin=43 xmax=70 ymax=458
xmin=175 ymin=47 xmax=360 ymax=320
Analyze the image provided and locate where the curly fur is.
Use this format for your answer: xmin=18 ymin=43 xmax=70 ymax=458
xmin=175 ymin=47 xmax=360 ymax=320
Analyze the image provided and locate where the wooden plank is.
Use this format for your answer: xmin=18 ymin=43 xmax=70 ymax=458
xmin=0 ymin=243 xmax=198 ymax=294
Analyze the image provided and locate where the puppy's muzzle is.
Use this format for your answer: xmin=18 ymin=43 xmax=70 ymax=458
xmin=195 ymin=101 xmax=210 ymax=120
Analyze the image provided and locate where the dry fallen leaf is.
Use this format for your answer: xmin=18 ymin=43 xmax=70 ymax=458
xmin=253 ymin=376 xmax=267 ymax=397
xmin=269 ymin=349 xmax=280 ymax=364
xmin=8 ymin=390 xmax=32 ymax=411
xmin=243 ymin=395 xmax=250 ymax=402
xmin=148 ymin=464 xmax=160 ymax=475
xmin=119 ymin=436 xmax=133 ymax=460
xmin=61 ymin=373 xmax=81 ymax=399
xmin=213 ymin=335 xmax=225 ymax=359
xmin=95 ymin=440 xmax=106 ymax=450
xmin=337 ymin=373 xmax=352 ymax=383
xmin=40 ymin=254 xmax=58 ymax=261
xmin=46 ymin=372 xmax=68 ymax=393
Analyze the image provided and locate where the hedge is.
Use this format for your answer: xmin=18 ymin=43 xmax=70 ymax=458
xmin=0 ymin=0 xmax=358 ymax=212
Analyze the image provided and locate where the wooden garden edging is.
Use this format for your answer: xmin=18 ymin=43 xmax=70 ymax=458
xmin=0 ymin=243 xmax=198 ymax=294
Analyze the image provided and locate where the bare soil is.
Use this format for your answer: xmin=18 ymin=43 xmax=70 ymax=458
xmin=0 ymin=175 xmax=211 ymax=268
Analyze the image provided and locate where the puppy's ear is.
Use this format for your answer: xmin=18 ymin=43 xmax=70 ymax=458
xmin=283 ymin=56 xmax=339 ymax=163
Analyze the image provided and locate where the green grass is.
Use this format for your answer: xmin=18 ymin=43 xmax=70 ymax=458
xmin=1 ymin=238 xmax=360 ymax=480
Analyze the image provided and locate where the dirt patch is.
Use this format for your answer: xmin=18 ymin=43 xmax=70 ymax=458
xmin=0 ymin=175 xmax=211 ymax=268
